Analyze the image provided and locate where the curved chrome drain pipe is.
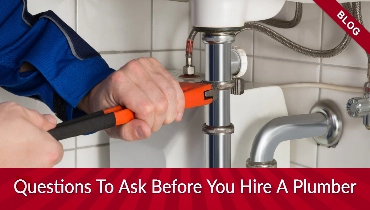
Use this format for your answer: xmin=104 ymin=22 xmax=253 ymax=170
xmin=247 ymin=100 xmax=343 ymax=168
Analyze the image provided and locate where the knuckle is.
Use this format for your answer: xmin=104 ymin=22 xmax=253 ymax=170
xmin=126 ymin=59 xmax=141 ymax=70
xmin=110 ymin=71 xmax=125 ymax=84
xmin=4 ymin=102 xmax=21 ymax=110
xmin=139 ymin=101 xmax=155 ymax=117
xmin=4 ymin=102 xmax=26 ymax=117
xmin=164 ymin=86 xmax=176 ymax=99
xmin=156 ymin=96 xmax=168 ymax=113
xmin=148 ymin=57 xmax=158 ymax=63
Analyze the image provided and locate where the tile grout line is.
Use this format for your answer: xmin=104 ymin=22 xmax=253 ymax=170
xmin=252 ymin=55 xmax=368 ymax=71
xmin=64 ymin=148 xmax=76 ymax=152
xmin=76 ymin=143 xmax=110 ymax=150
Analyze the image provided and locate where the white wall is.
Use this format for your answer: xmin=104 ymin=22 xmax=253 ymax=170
xmin=19 ymin=1 xmax=370 ymax=168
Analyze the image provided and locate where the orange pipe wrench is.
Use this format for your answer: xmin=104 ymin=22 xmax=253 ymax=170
xmin=49 ymin=82 xmax=215 ymax=140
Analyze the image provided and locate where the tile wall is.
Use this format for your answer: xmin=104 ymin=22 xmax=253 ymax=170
xmin=9 ymin=0 xmax=368 ymax=168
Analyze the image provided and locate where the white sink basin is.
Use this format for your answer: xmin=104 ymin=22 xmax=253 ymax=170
xmin=192 ymin=0 xmax=370 ymax=28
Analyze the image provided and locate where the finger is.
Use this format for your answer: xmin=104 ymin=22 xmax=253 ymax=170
xmin=106 ymin=119 xmax=151 ymax=141
xmin=110 ymin=71 xmax=155 ymax=129
xmin=143 ymin=61 xmax=177 ymax=124
xmin=23 ymin=109 xmax=57 ymax=131
xmin=127 ymin=59 xmax=169 ymax=131
xmin=43 ymin=114 xmax=57 ymax=124
xmin=148 ymin=58 xmax=185 ymax=121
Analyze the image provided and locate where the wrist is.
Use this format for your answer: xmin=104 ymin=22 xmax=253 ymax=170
xmin=77 ymin=82 xmax=101 ymax=114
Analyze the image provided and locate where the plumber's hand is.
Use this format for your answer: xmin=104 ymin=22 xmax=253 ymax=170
xmin=0 ymin=102 xmax=63 ymax=168
xmin=79 ymin=58 xmax=185 ymax=141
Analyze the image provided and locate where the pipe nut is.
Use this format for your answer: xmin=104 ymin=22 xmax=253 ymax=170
xmin=183 ymin=65 xmax=195 ymax=75
xmin=246 ymin=159 xmax=277 ymax=168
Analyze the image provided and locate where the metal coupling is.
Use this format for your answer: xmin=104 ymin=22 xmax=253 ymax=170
xmin=231 ymin=78 xmax=245 ymax=95
xmin=183 ymin=54 xmax=195 ymax=75
xmin=347 ymin=97 xmax=370 ymax=118
xmin=347 ymin=82 xmax=370 ymax=130
xmin=202 ymin=33 xmax=235 ymax=44
xmin=246 ymin=159 xmax=277 ymax=168
xmin=347 ymin=82 xmax=370 ymax=118
xmin=202 ymin=123 xmax=234 ymax=135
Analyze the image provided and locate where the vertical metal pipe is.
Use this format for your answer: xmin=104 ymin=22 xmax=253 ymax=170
xmin=203 ymin=34 xmax=234 ymax=168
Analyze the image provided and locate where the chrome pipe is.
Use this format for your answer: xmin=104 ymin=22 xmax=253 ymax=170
xmin=250 ymin=113 xmax=328 ymax=163
xmin=203 ymin=33 xmax=234 ymax=168
xmin=248 ymin=100 xmax=342 ymax=167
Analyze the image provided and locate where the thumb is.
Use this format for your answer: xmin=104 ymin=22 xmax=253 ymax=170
xmin=22 ymin=109 xmax=57 ymax=131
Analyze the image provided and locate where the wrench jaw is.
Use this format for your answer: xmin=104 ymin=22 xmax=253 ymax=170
xmin=204 ymin=89 xmax=219 ymax=101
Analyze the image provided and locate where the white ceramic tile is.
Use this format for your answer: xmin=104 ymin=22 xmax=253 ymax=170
xmin=318 ymin=90 xmax=370 ymax=168
xmin=234 ymin=31 xmax=254 ymax=56
xmin=0 ymin=88 xmax=40 ymax=110
xmin=200 ymin=52 xmax=253 ymax=81
xmin=102 ymin=53 xmax=151 ymax=70
xmin=153 ymin=0 xmax=190 ymax=50
xmin=77 ymin=131 xmax=109 ymax=148
xmin=152 ymin=51 xmax=200 ymax=72
xmin=322 ymin=3 xmax=370 ymax=68
xmin=244 ymin=57 xmax=253 ymax=82
xmin=254 ymin=2 xmax=322 ymax=63
xmin=254 ymin=58 xmax=320 ymax=84
xmin=77 ymin=146 xmax=110 ymax=168
xmin=290 ymin=138 xmax=318 ymax=168
xmin=54 ymin=150 xmax=75 ymax=168
xmin=110 ymin=138 xmax=167 ymax=168
xmin=321 ymin=65 xmax=367 ymax=88
xmin=282 ymin=88 xmax=319 ymax=116
xmin=193 ymin=33 xmax=202 ymax=50
xmin=201 ymin=51 xmax=205 ymax=74
xmin=281 ymin=88 xmax=319 ymax=168
xmin=78 ymin=0 xmax=151 ymax=51
xmin=27 ymin=0 xmax=76 ymax=30
xmin=192 ymin=50 xmax=201 ymax=74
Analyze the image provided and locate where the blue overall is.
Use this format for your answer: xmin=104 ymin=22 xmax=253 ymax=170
xmin=0 ymin=0 xmax=115 ymax=121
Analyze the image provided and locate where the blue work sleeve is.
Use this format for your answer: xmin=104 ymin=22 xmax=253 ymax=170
xmin=0 ymin=1 xmax=115 ymax=121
